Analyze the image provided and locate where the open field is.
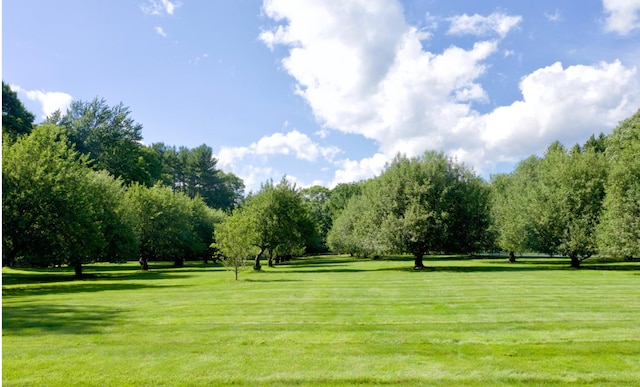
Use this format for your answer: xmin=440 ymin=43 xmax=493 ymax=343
xmin=3 ymin=256 xmax=640 ymax=386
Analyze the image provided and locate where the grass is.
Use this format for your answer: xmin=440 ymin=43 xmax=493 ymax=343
xmin=3 ymin=255 xmax=640 ymax=386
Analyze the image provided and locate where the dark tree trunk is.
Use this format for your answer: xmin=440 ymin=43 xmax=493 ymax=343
xmin=139 ymin=257 xmax=149 ymax=271
xmin=268 ymin=256 xmax=274 ymax=267
xmin=254 ymin=248 xmax=265 ymax=270
xmin=74 ymin=263 xmax=83 ymax=279
xmin=570 ymin=255 xmax=581 ymax=268
xmin=414 ymin=254 xmax=425 ymax=269
xmin=508 ymin=251 xmax=516 ymax=263
xmin=174 ymin=257 xmax=184 ymax=268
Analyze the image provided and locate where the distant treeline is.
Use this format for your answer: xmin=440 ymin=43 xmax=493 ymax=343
xmin=3 ymin=81 xmax=639 ymax=276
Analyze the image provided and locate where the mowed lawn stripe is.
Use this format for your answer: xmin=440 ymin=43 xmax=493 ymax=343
xmin=3 ymin=256 xmax=639 ymax=386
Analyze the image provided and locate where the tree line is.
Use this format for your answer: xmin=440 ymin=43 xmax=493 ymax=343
xmin=3 ymin=82 xmax=639 ymax=277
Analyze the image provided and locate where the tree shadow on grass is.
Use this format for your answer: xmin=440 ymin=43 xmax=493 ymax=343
xmin=2 ymin=281 xmax=182 ymax=298
xmin=2 ymin=303 xmax=125 ymax=335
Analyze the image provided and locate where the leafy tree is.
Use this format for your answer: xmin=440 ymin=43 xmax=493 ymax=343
xmin=87 ymin=170 xmax=138 ymax=263
xmin=126 ymin=184 xmax=200 ymax=268
xmin=528 ymin=143 xmax=607 ymax=267
xmin=213 ymin=212 xmax=254 ymax=280
xmin=327 ymin=181 xmax=365 ymax=220
xmin=2 ymin=81 xmax=35 ymax=139
xmin=48 ymin=98 xmax=154 ymax=185
xmin=490 ymin=157 xmax=541 ymax=257
xmin=492 ymin=141 xmax=607 ymax=267
xmin=328 ymin=152 xmax=492 ymax=268
xmin=150 ymin=143 xmax=245 ymax=211
xmin=2 ymin=125 xmax=103 ymax=278
xmin=214 ymin=177 xmax=313 ymax=270
xmin=301 ymin=185 xmax=332 ymax=253
xmin=598 ymin=110 xmax=640 ymax=259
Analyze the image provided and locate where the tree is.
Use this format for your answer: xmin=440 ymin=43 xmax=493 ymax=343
xmin=301 ymin=185 xmax=332 ymax=253
xmin=2 ymin=125 xmax=103 ymax=278
xmin=214 ymin=177 xmax=313 ymax=270
xmin=87 ymin=170 xmax=138 ymax=263
xmin=126 ymin=184 xmax=199 ymax=268
xmin=149 ymin=143 xmax=245 ymax=211
xmin=2 ymin=81 xmax=35 ymax=139
xmin=328 ymin=152 xmax=492 ymax=268
xmin=491 ymin=141 xmax=607 ymax=267
xmin=598 ymin=110 xmax=640 ymax=259
xmin=213 ymin=213 xmax=254 ymax=280
xmin=490 ymin=158 xmax=541 ymax=257
xmin=48 ymin=98 xmax=153 ymax=185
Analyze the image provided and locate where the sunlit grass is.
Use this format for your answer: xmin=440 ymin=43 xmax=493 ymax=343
xmin=3 ymin=256 xmax=640 ymax=386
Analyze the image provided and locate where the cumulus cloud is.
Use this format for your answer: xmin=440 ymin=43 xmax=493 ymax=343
xmin=447 ymin=13 xmax=522 ymax=38
xmin=331 ymin=153 xmax=389 ymax=187
xmin=12 ymin=85 xmax=73 ymax=119
xmin=603 ymin=0 xmax=640 ymax=35
xmin=217 ymin=130 xmax=341 ymax=169
xmin=141 ymin=0 xmax=180 ymax=16
xmin=479 ymin=60 xmax=639 ymax=160
xmin=260 ymin=0 xmax=640 ymax=185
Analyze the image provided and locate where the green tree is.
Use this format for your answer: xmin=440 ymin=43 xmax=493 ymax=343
xmin=301 ymin=185 xmax=332 ymax=253
xmin=213 ymin=212 xmax=254 ymax=280
xmin=2 ymin=125 xmax=103 ymax=278
xmin=214 ymin=177 xmax=313 ymax=270
xmin=88 ymin=170 xmax=139 ymax=263
xmin=150 ymin=143 xmax=245 ymax=211
xmin=126 ymin=184 xmax=199 ymax=268
xmin=2 ymin=81 xmax=35 ymax=139
xmin=598 ymin=110 xmax=640 ymax=259
xmin=48 ymin=98 xmax=153 ymax=185
xmin=328 ymin=152 xmax=492 ymax=268
xmin=490 ymin=157 xmax=541 ymax=257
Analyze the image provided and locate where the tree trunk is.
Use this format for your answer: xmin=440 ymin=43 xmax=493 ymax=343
xmin=414 ymin=254 xmax=425 ymax=269
xmin=508 ymin=251 xmax=516 ymax=263
xmin=139 ymin=257 xmax=149 ymax=271
xmin=174 ymin=257 xmax=184 ymax=268
xmin=254 ymin=248 xmax=265 ymax=270
xmin=74 ymin=263 xmax=83 ymax=279
xmin=570 ymin=255 xmax=581 ymax=268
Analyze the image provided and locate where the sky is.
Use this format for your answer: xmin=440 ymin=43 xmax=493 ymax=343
xmin=3 ymin=0 xmax=640 ymax=192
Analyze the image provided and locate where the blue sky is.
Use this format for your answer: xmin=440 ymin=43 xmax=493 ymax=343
xmin=4 ymin=0 xmax=640 ymax=192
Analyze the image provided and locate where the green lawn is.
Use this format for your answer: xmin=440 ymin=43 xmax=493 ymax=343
xmin=3 ymin=256 xmax=640 ymax=386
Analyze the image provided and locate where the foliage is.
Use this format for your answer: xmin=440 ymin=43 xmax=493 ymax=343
xmin=2 ymin=81 xmax=35 ymax=139
xmin=328 ymin=152 xmax=492 ymax=267
xmin=300 ymin=185 xmax=332 ymax=253
xmin=126 ymin=184 xmax=206 ymax=267
xmin=87 ymin=171 xmax=138 ymax=263
xmin=2 ymin=125 xmax=103 ymax=278
xmin=47 ymin=98 xmax=156 ymax=186
xmin=150 ymin=143 xmax=245 ymax=211
xmin=213 ymin=212 xmax=254 ymax=280
xmin=598 ymin=110 xmax=640 ymax=258
xmin=214 ymin=177 xmax=314 ymax=270
xmin=491 ymin=141 xmax=607 ymax=267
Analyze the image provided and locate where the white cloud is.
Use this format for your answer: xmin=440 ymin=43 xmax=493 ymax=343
xmin=447 ymin=13 xmax=522 ymax=38
xmin=545 ymin=9 xmax=563 ymax=22
xmin=331 ymin=153 xmax=388 ymax=187
xmin=603 ymin=0 xmax=640 ymax=35
xmin=12 ymin=85 xmax=73 ymax=119
xmin=479 ymin=60 xmax=639 ymax=159
xmin=217 ymin=130 xmax=341 ymax=168
xmin=155 ymin=26 xmax=167 ymax=37
xmin=141 ymin=0 xmax=180 ymax=16
xmin=260 ymin=0 xmax=640 ymax=185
